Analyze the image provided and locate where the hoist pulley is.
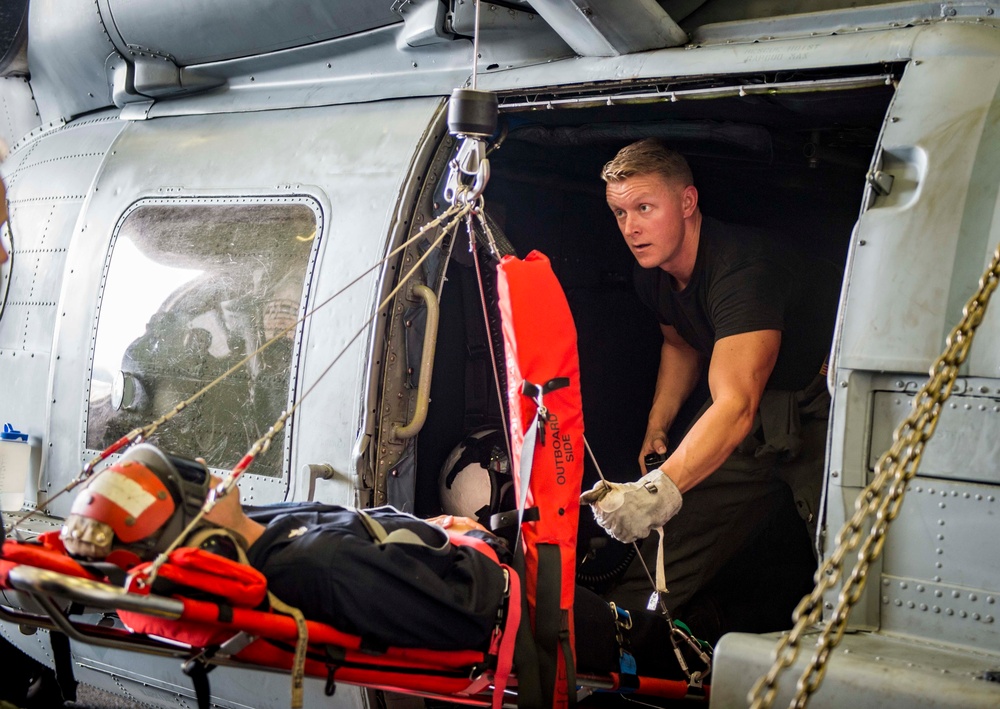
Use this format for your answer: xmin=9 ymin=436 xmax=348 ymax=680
xmin=448 ymin=88 xmax=498 ymax=139
xmin=444 ymin=88 xmax=498 ymax=206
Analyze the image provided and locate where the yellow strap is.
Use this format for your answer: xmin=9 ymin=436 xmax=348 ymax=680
xmin=267 ymin=590 xmax=308 ymax=709
xmin=182 ymin=526 xmax=307 ymax=709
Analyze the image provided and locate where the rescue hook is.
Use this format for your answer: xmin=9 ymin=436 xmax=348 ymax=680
xmin=444 ymin=88 xmax=498 ymax=206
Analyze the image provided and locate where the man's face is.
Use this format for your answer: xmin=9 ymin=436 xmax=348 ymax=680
xmin=606 ymin=172 xmax=696 ymax=271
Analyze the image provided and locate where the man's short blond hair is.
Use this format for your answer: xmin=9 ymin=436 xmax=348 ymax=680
xmin=600 ymin=138 xmax=693 ymax=188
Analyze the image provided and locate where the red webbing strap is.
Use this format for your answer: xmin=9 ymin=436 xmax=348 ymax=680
xmin=445 ymin=531 xmax=500 ymax=563
xmin=490 ymin=564 xmax=521 ymax=709
xmin=0 ymin=539 xmax=98 ymax=588
xmin=173 ymin=596 xmax=485 ymax=669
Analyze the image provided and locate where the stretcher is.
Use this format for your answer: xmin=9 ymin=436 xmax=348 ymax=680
xmin=0 ymin=531 xmax=703 ymax=708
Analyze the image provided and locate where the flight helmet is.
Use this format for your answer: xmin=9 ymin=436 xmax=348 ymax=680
xmin=438 ymin=428 xmax=512 ymax=526
xmin=61 ymin=443 xmax=211 ymax=561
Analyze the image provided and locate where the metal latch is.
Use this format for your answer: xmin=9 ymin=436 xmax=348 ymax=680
xmin=867 ymin=169 xmax=894 ymax=196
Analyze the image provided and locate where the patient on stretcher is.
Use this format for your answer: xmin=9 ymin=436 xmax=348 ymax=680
xmin=58 ymin=443 xmax=695 ymax=679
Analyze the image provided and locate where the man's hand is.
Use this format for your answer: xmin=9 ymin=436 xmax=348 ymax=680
xmin=639 ymin=428 xmax=669 ymax=471
xmin=426 ymin=514 xmax=491 ymax=535
xmin=579 ymin=470 xmax=682 ymax=543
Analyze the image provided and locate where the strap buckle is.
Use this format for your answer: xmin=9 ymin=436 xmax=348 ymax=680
xmin=521 ymin=378 xmax=570 ymax=446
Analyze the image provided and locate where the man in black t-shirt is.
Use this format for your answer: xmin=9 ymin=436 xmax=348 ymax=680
xmin=581 ymin=139 xmax=840 ymax=621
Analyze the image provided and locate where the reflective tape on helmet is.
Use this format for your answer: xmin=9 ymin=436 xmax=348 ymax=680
xmin=71 ymin=461 xmax=175 ymax=543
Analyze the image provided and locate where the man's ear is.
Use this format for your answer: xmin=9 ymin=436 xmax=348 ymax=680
xmin=681 ymin=185 xmax=698 ymax=217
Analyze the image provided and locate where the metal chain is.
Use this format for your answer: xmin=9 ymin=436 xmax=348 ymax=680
xmin=749 ymin=242 xmax=1000 ymax=709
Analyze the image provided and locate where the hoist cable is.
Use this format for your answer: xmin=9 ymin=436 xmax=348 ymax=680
xmin=467 ymin=210 xmax=512 ymax=461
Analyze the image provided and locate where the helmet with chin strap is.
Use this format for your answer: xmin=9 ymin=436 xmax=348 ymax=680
xmin=61 ymin=443 xmax=211 ymax=561
xmin=438 ymin=428 xmax=512 ymax=528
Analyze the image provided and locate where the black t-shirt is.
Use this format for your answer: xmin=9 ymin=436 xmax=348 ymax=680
xmin=633 ymin=216 xmax=841 ymax=391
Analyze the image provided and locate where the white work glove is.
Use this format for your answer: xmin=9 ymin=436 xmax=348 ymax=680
xmin=579 ymin=470 xmax=682 ymax=543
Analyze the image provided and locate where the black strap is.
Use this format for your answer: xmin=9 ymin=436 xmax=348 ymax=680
xmin=513 ymin=548 xmax=543 ymax=709
xmin=324 ymin=665 xmax=338 ymax=697
xmin=617 ymin=671 xmax=641 ymax=692
xmin=359 ymin=636 xmax=389 ymax=655
xmin=521 ymin=378 xmax=569 ymax=447
xmin=521 ymin=378 xmax=570 ymax=399
xmin=490 ymin=506 xmax=538 ymax=531
xmin=216 ymin=602 xmax=234 ymax=624
xmin=183 ymin=659 xmax=212 ymax=709
xmin=78 ymin=561 xmax=127 ymax=586
xmin=50 ymin=631 xmax=77 ymax=703
xmin=535 ymin=544 xmax=563 ymax=708
xmin=559 ymin=610 xmax=577 ymax=708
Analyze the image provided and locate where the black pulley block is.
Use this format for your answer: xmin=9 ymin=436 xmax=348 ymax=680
xmin=448 ymin=88 xmax=498 ymax=139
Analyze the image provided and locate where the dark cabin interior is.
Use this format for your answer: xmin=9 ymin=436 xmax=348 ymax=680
xmin=416 ymin=66 xmax=897 ymax=636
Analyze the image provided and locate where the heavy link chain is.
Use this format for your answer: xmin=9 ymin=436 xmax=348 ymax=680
xmin=749 ymin=242 xmax=1000 ymax=709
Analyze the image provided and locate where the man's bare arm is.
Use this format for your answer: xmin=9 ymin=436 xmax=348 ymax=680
xmin=204 ymin=475 xmax=267 ymax=548
xmin=639 ymin=324 xmax=703 ymax=469
xmin=657 ymin=329 xmax=780 ymax=492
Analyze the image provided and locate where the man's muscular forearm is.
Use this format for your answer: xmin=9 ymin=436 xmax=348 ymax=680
xmin=656 ymin=329 xmax=780 ymax=493
xmin=656 ymin=393 xmax=756 ymax=492
xmin=640 ymin=324 xmax=702 ymax=469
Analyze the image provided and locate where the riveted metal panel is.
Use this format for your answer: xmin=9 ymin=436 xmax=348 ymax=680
xmin=155 ymin=9 xmax=569 ymax=120
xmin=477 ymin=19 xmax=916 ymax=93
xmin=70 ymin=645 xmax=347 ymax=709
xmin=0 ymin=114 xmax=124 ymax=497
xmin=879 ymin=574 xmax=998 ymax=647
xmin=0 ymin=618 xmax=362 ymax=709
xmin=0 ymin=75 xmax=41 ymax=149
xmin=0 ymin=618 xmax=54 ymax=668
xmin=712 ymin=631 xmax=1000 ymax=709
xmin=879 ymin=477 xmax=1000 ymax=645
xmin=869 ymin=390 xmax=1000 ymax=484
xmin=691 ymin=2 xmax=1000 ymax=46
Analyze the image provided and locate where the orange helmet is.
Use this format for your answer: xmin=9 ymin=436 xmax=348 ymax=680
xmin=62 ymin=443 xmax=210 ymax=561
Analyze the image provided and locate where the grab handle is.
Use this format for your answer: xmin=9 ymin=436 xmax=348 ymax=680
xmin=393 ymin=284 xmax=439 ymax=440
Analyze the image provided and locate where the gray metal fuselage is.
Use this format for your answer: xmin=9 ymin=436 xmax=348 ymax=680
xmin=1 ymin=2 xmax=999 ymax=707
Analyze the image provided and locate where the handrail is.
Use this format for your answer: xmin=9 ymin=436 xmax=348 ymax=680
xmin=393 ymin=284 xmax=440 ymax=440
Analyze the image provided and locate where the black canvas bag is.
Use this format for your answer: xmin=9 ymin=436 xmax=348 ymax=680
xmin=246 ymin=504 xmax=508 ymax=652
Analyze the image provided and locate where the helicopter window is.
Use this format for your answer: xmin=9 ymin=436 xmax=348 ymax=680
xmin=85 ymin=198 xmax=320 ymax=478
